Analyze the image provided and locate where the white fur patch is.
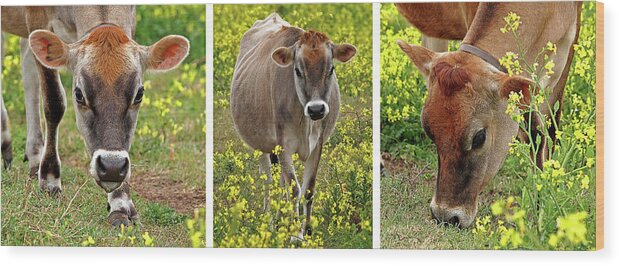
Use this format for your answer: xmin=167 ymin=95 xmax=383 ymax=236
xmin=107 ymin=191 xmax=132 ymax=213
xmin=101 ymin=181 xmax=122 ymax=192
xmin=89 ymin=149 xmax=131 ymax=180
xmin=46 ymin=173 xmax=61 ymax=189
xmin=38 ymin=173 xmax=62 ymax=192
xmin=1 ymin=128 xmax=10 ymax=142
xmin=307 ymin=120 xmax=321 ymax=157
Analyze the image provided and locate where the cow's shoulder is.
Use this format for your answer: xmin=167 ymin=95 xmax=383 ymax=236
xmin=239 ymin=13 xmax=302 ymax=57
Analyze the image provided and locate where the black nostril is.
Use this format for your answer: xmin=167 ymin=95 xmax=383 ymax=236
xmin=119 ymin=158 xmax=129 ymax=177
xmin=308 ymin=104 xmax=326 ymax=116
xmin=96 ymin=156 xmax=106 ymax=174
xmin=97 ymin=155 xmax=129 ymax=182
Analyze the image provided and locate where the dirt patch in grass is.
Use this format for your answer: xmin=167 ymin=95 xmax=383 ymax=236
xmin=59 ymin=154 xmax=204 ymax=215
xmin=382 ymin=153 xmax=434 ymax=180
xmin=130 ymin=170 xmax=205 ymax=215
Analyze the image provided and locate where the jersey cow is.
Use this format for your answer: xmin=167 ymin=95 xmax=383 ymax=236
xmin=0 ymin=6 xmax=190 ymax=226
xmin=230 ymin=13 xmax=356 ymax=238
xmin=395 ymin=2 xmax=581 ymax=228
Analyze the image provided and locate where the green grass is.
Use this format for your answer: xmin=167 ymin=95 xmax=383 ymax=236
xmin=1 ymin=5 xmax=206 ymax=247
xmin=381 ymin=156 xmax=525 ymax=249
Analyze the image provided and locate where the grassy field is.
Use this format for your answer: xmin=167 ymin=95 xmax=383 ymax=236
xmin=380 ymin=3 xmax=597 ymax=250
xmin=213 ymin=4 xmax=373 ymax=248
xmin=1 ymin=5 xmax=206 ymax=247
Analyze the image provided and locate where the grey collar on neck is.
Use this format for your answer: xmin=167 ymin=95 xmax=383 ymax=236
xmin=459 ymin=43 xmax=507 ymax=73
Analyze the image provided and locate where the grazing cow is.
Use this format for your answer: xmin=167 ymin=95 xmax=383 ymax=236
xmin=0 ymin=6 xmax=190 ymax=226
xmin=230 ymin=13 xmax=356 ymax=238
xmin=395 ymin=2 xmax=581 ymax=228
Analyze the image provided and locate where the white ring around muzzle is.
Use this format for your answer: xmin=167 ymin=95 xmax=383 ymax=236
xmin=304 ymin=100 xmax=329 ymax=118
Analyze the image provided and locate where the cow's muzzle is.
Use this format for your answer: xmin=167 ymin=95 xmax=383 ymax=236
xmin=304 ymin=100 xmax=329 ymax=121
xmin=429 ymin=196 xmax=476 ymax=229
xmin=90 ymin=150 xmax=130 ymax=193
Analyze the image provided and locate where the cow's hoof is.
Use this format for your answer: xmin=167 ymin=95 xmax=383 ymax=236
xmin=39 ymin=177 xmax=62 ymax=196
xmin=290 ymin=235 xmax=304 ymax=244
xmin=47 ymin=186 xmax=62 ymax=196
xmin=1 ymin=144 xmax=12 ymax=169
xmin=108 ymin=211 xmax=131 ymax=228
xmin=29 ymin=167 xmax=39 ymax=179
xmin=305 ymin=226 xmax=313 ymax=236
xmin=2 ymin=157 xmax=11 ymax=169
xmin=41 ymin=184 xmax=62 ymax=197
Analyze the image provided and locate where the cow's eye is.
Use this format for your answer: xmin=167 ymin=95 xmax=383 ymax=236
xmin=328 ymin=66 xmax=335 ymax=76
xmin=134 ymin=86 xmax=144 ymax=104
xmin=472 ymin=128 xmax=486 ymax=149
xmin=294 ymin=67 xmax=303 ymax=77
xmin=74 ymin=87 xmax=85 ymax=105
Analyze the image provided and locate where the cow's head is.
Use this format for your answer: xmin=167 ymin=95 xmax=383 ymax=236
xmin=271 ymin=30 xmax=356 ymax=121
xmin=29 ymin=25 xmax=189 ymax=192
xmin=397 ymin=41 xmax=532 ymax=228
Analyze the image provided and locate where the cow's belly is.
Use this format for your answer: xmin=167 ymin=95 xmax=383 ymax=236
xmin=230 ymin=81 xmax=278 ymax=153
xmin=235 ymin=122 xmax=278 ymax=154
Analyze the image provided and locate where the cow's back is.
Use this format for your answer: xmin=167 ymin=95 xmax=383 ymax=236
xmin=395 ymin=2 xmax=478 ymax=40
xmin=1 ymin=6 xmax=31 ymax=37
xmin=230 ymin=13 xmax=303 ymax=153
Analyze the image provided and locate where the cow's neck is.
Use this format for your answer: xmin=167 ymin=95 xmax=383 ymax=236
xmin=464 ymin=3 xmax=570 ymax=73
xmin=305 ymin=117 xmax=323 ymax=158
xmin=464 ymin=3 xmax=529 ymax=65
xmin=463 ymin=2 xmax=578 ymax=93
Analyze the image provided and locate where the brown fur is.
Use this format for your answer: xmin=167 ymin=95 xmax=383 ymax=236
xmin=299 ymin=30 xmax=330 ymax=47
xmin=299 ymin=30 xmax=330 ymax=64
xmin=463 ymin=3 xmax=498 ymax=43
xmin=395 ymin=3 xmax=479 ymax=40
xmin=82 ymin=25 xmax=133 ymax=86
xmin=432 ymin=61 xmax=471 ymax=97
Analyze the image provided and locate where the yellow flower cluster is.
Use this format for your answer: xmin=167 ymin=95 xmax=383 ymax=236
xmin=470 ymin=5 xmax=597 ymax=250
xmin=213 ymin=104 xmax=372 ymax=248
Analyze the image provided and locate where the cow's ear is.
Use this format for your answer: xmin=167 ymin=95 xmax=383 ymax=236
xmin=271 ymin=47 xmax=293 ymax=67
xmin=500 ymin=76 xmax=533 ymax=105
xmin=146 ymin=35 xmax=190 ymax=71
xmin=396 ymin=39 xmax=435 ymax=77
xmin=29 ymin=30 xmax=69 ymax=69
xmin=333 ymin=44 xmax=356 ymax=63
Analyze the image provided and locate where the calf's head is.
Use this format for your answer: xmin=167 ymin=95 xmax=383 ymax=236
xmin=29 ymin=25 xmax=189 ymax=192
xmin=397 ymin=41 xmax=532 ymax=228
xmin=271 ymin=30 xmax=356 ymax=121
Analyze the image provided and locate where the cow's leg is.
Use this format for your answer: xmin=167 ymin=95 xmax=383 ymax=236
xmin=421 ymin=35 xmax=449 ymax=52
xmin=1 ymin=34 xmax=13 ymax=168
xmin=107 ymin=182 xmax=139 ymax=227
xmin=25 ymin=7 xmax=65 ymax=194
xmin=298 ymin=144 xmax=322 ymax=238
xmin=278 ymin=149 xmax=301 ymax=216
xmin=1 ymin=97 xmax=12 ymax=168
xmin=20 ymin=38 xmax=44 ymax=178
xmin=259 ymin=153 xmax=273 ymax=212
xmin=35 ymin=62 xmax=66 ymax=194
